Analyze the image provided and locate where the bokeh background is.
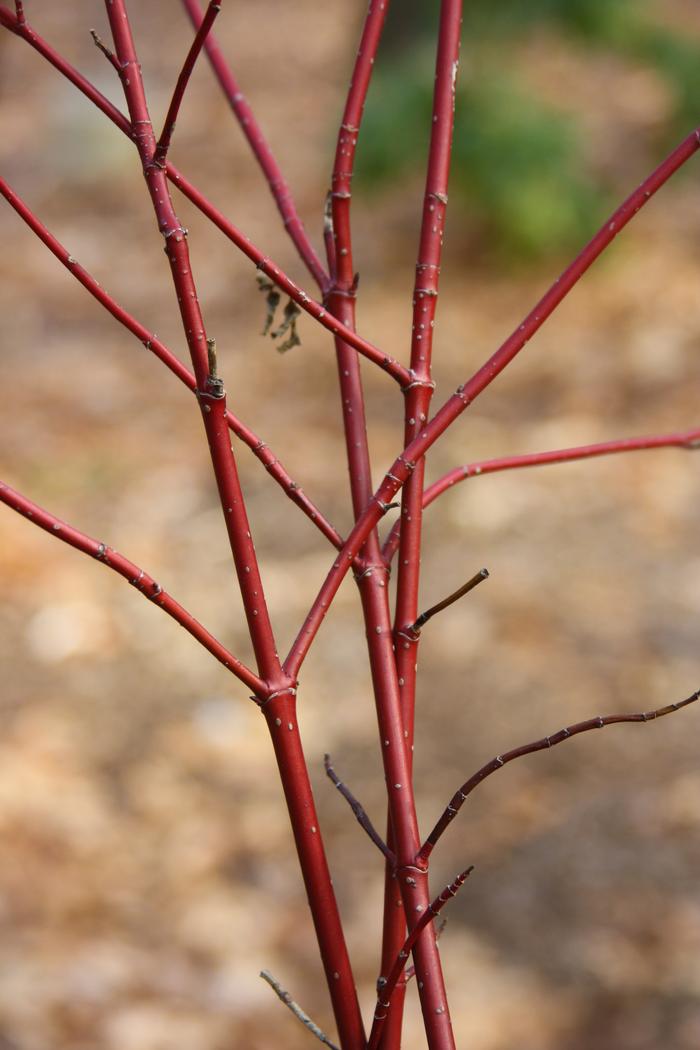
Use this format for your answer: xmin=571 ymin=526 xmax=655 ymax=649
xmin=1 ymin=2 xmax=700 ymax=1047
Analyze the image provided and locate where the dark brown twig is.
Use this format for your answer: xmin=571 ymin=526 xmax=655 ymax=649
xmin=368 ymin=867 xmax=474 ymax=1050
xmin=260 ymin=970 xmax=340 ymax=1050
xmin=408 ymin=568 xmax=489 ymax=636
xmin=324 ymin=754 xmax=394 ymax=863
xmin=89 ymin=28 xmax=120 ymax=71
xmin=418 ymin=687 xmax=700 ymax=865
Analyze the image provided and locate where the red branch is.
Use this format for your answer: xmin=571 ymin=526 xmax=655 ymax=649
xmin=180 ymin=0 xmax=327 ymax=290
xmin=418 ymin=687 xmax=700 ymax=866
xmin=105 ymin=0 xmax=280 ymax=682
xmin=382 ymin=424 xmax=700 ymax=564
xmin=0 ymin=175 xmax=345 ymax=557
xmin=0 ymin=480 xmax=263 ymax=693
xmin=383 ymin=2 xmax=463 ymax=1044
xmin=153 ymin=0 xmax=222 ymax=169
xmin=0 ymin=5 xmax=409 ymax=386
xmin=323 ymin=1 xmax=458 ymax=1041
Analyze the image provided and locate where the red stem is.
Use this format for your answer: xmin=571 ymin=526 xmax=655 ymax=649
xmin=389 ymin=2 xmax=462 ymax=1041
xmin=394 ymin=0 xmax=461 ymax=644
xmin=153 ymin=0 xmax=221 ymax=169
xmin=0 ymin=480 xmax=263 ymax=693
xmin=0 ymin=6 xmax=409 ymax=386
xmin=0 ymin=174 xmax=345 ymax=556
xmin=261 ymin=692 xmax=367 ymax=1050
xmin=329 ymin=0 xmax=389 ymax=297
xmin=382 ymin=424 xmax=700 ymax=564
xmin=325 ymin=5 xmax=457 ymax=1043
xmin=327 ymin=11 xmax=411 ymax=1040
xmin=6 ymin=5 xmax=699 ymax=1045
xmin=418 ymin=687 xmax=700 ymax=866
xmin=327 ymin=5 xmax=458 ymax=1045
xmin=376 ymin=3 xmax=463 ymax=1044
xmin=106 ymin=0 xmax=281 ymax=684
xmin=180 ymin=0 xmax=328 ymax=290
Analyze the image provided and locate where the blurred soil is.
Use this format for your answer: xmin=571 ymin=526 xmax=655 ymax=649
xmin=0 ymin=3 xmax=699 ymax=1048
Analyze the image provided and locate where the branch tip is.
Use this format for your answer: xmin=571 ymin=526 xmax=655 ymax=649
xmin=90 ymin=28 xmax=120 ymax=71
xmin=410 ymin=567 xmax=489 ymax=635
xmin=206 ymin=336 xmax=218 ymax=376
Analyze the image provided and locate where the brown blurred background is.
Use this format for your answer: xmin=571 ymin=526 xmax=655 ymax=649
xmin=1 ymin=2 xmax=700 ymax=1048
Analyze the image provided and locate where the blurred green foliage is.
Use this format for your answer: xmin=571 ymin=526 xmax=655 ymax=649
xmin=353 ymin=0 xmax=700 ymax=261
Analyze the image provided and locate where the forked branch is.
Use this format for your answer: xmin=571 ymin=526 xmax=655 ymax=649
xmin=154 ymin=0 xmax=222 ymax=168
xmin=418 ymin=687 xmax=700 ymax=866
xmin=0 ymin=481 xmax=263 ymax=693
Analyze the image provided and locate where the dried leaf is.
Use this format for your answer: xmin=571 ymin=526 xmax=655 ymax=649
xmin=256 ymin=275 xmax=281 ymax=336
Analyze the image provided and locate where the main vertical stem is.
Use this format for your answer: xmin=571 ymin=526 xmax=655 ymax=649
xmin=388 ymin=3 xmax=463 ymax=1046
xmin=262 ymin=692 xmax=366 ymax=1050
xmin=393 ymin=0 xmax=462 ymax=778
xmin=326 ymin=4 xmax=457 ymax=1047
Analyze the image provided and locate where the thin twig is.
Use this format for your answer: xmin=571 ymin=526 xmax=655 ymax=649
xmin=408 ymin=568 xmax=489 ymax=636
xmin=89 ymin=28 xmax=120 ymax=71
xmin=260 ymin=971 xmax=340 ymax=1050
xmin=324 ymin=755 xmax=394 ymax=863
xmin=0 ymin=480 xmax=264 ymax=694
xmin=368 ymin=867 xmax=474 ymax=1050
xmin=418 ymin=687 xmax=700 ymax=865
xmin=154 ymin=0 xmax=221 ymax=168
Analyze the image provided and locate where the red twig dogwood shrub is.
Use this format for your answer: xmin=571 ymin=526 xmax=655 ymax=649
xmin=1 ymin=3 xmax=699 ymax=1048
